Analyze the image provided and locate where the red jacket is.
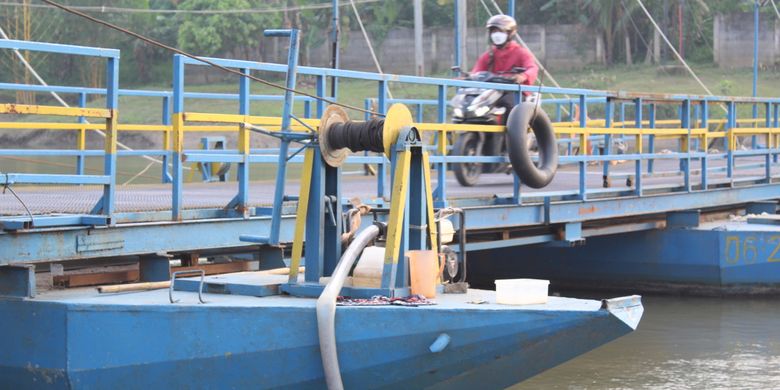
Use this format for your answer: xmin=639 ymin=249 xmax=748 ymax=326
xmin=471 ymin=41 xmax=539 ymax=87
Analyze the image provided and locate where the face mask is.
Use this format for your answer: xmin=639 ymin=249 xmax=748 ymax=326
xmin=490 ymin=31 xmax=508 ymax=46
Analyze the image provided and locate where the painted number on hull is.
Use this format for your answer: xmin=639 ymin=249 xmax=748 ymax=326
xmin=725 ymin=235 xmax=780 ymax=264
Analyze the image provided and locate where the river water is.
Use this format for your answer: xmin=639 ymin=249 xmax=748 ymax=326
xmin=512 ymin=294 xmax=780 ymax=390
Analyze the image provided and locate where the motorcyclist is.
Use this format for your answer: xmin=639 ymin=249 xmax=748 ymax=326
xmin=470 ymin=14 xmax=539 ymax=122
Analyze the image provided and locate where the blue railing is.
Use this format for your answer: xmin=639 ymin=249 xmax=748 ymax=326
xmin=1 ymin=38 xmax=780 ymax=230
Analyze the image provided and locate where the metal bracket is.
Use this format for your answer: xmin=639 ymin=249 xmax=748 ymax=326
xmin=169 ymin=269 xmax=206 ymax=304
xmin=666 ymin=210 xmax=700 ymax=229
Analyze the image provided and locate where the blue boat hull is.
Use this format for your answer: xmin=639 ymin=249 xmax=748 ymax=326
xmin=469 ymin=222 xmax=780 ymax=295
xmin=0 ymin=291 xmax=640 ymax=389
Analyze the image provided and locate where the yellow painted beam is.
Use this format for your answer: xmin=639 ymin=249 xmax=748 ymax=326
xmin=116 ymin=124 xmax=171 ymax=132
xmin=412 ymin=122 xmax=505 ymax=133
xmin=0 ymin=104 xmax=111 ymax=118
xmin=0 ymin=122 xmax=104 ymax=130
xmin=183 ymin=112 xmax=320 ymax=128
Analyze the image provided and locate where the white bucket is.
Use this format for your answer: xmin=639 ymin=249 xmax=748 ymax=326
xmin=495 ymin=279 xmax=549 ymax=305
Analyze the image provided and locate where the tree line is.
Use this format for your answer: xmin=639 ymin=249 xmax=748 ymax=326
xmin=0 ymin=0 xmax=771 ymax=90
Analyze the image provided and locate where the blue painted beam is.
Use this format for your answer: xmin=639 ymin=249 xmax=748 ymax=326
xmin=2 ymin=173 xmax=110 ymax=185
xmin=0 ymin=39 xmax=119 ymax=58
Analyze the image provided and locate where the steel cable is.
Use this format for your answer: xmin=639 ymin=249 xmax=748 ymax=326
xmin=39 ymin=0 xmax=381 ymax=118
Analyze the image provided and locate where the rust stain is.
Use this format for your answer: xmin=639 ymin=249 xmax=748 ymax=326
xmin=579 ymin=205 xmax=597 ymax=215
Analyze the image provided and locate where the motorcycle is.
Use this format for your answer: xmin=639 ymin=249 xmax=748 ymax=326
xmin=450 ymin=67 xmax=539 ymax=186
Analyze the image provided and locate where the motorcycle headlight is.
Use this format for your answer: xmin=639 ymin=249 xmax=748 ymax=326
xmin=474 ymin=106 xmax=490 ymax=117
xmin=453 ymin=108 xmax=464 ymax=118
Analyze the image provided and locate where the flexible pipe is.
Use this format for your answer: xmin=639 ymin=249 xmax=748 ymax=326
xmin=317 ymin=223 xmax=382 ymax=390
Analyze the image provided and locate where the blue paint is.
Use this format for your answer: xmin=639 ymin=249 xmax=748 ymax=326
xmin=268 ymin=29 xmax=301 ymax=244
xmin=0 ymin=39 xmax=119 ymax=58
xmin=469 ymin=220 xmax=780 ymax=294
xmin=0 ymin=291 xmax=640 ymax=388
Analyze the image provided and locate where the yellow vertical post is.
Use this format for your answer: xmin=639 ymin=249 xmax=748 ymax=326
xmin=288 ymin=147 xmax=315 ymax=283
xmin=78 ymin=127 xmax=86 ymax=153
xmin=384 ymin=151 xmax=412 ymax=266
xmin=105 ymin=113 xmax=117 ymax=155
xmin=172 ymin=113 xmax=184 ymax=154
xmin=636 ymin=133 xmax=643 ymax=154
xmin=727 ymin=128 xmax=735 ymax=151
xmin=438 ymin=130 xmax=447 ymax=155
xmin=163 ymin=127 xmax=171 ymax=153
xmin=580 ymin=132 xmax=589 ymax=155
xmin=238 ymin=118 xmax=250 ymax=155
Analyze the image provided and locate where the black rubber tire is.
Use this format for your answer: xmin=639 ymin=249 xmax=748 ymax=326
xmin=505 ymin=102 xmax=558 ymax=189
xmin=453 ymin=132 xmax=483 ymax=187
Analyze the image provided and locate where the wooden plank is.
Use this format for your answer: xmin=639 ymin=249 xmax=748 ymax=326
xmin=54 ymin=270 xmax=139 ymax=288
xmin=174 ymin=261 xmax=254 ymax=275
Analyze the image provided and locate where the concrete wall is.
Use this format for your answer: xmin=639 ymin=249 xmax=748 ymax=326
xmin=714 ymin=13 xmax=780 ymax=68
xmin=306 ymin=24 xmax=599 ymax=75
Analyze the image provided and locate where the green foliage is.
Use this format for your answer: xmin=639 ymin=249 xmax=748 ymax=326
xmin=176 ymin=0 xmax=279 ymax=57
xmin=0 ymin=0 xmax=774 ymax=89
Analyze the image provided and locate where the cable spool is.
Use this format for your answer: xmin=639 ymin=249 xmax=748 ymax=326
xmin=319 ymin=103 xmax=413 ymax=167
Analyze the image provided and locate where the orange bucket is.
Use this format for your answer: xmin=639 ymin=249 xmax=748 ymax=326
xmin=407 ymin=250 xmax=440 ymax=299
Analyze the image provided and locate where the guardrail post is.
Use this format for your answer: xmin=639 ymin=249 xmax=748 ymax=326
xmin=304 ymin=99 xmax=312 ymax=119
xmin=161 ymin=95 xmax=172 ymax=183
xmin=700 ymin=100 xmax=709 ymax=190
xmin=268 ymin=28 xmax=300 ymax=244
xmin=172 ymin=54 xmax=185 ymax=220
xmin=648 ymin=103 xmax=656 ymax=173
xmin=316 ymin=75 xmax=326 ymax=117
xmin=100 ymin=56 xmax=119 ymax=222
xmin=579 ymin=94 xmax=588 ymax=155
xmin=766 ymin=102 xmax=772 ymax=149
xmin=237 ymin=67 xmax=251 ymax=218
xmin=602 ymin=98 xmax=613 ymax=187
xmin=727 ymin=101 xmax=736 ymax=180
xmin=435 ymin=85 xmax=447 ymax=206
xmin=774 ymin=103 xmax=779 ymax=164
xmin=77 ymin=92 xmax=87 ymax=176
xmin=681 ymin=99 xmax=692 ymax=191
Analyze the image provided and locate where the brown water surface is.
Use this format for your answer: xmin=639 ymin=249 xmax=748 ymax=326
xmin=514 ymin=294 xmax=780 ymax=390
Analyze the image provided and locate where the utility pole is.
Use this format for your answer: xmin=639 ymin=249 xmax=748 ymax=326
xmin=678 ymin=0 xmax=684 ymax=59
xmin=753 ymin=0 xmax=760 ymax=119
xmin=456 ymin=0 xmax=467 ymax=71
xmin=414 ymin=0 xmax=424 ymax=76
xmin=330 ymin=0 xmax=340 ymax=99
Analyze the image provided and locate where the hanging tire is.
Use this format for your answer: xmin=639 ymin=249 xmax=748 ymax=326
xmin=505 ymin=102 xmax=558 ymax=189
xmin=453 ymin=132 xmax=483 ymax=187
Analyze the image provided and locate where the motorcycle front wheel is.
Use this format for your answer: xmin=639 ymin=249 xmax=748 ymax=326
xmin=453 ymin=132 xmax=483 ymax=187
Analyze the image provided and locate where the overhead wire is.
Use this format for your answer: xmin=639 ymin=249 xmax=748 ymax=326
xmin=487 ymin=0 xmax=572 ymax=114
xmin=1 ymin=0 xmax=382 ymax=15
xmin=348 ymin=0 xmax=393 ymax=100
xmin=38 ymin=0 xmax=381 ymax=118
xmin=0 ymin=23 xmax=174 ymax=177
xmin=633 ymin=0 xmax=719 ymax=99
